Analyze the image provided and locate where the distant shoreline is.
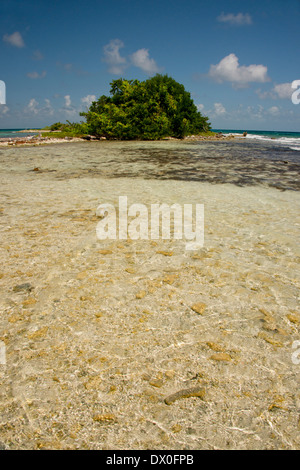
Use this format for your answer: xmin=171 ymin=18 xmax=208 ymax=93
xmin=0 ymin=132 xmax=238 ymax=147
xmin=2 ymin=128 xmax=299 ymax=149
xmin=0 ymin=135 xmax=84 ymax=147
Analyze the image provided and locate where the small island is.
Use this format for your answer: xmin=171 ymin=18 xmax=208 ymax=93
xmin=1 ymin=75 xmax=238 ymax=147
xmin=79 ymin=74 xmax=211 ymax=140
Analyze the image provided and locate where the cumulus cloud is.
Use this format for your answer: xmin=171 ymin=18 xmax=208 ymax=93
xmin=103 ymin=39 xmax=127 ymax=74
xmin=256 ymin=82 xmax=294 ymax=100
xmin=197 ymin=104 xmax=205 ymax=112
xmin=268 ymin=106 xmax=280 ymax=116
xmin=64 ymin=95 xmax=72 ymax=108
xmin=217 ymin=12 xmax=252 ymax=25
xmin=43 ymin=99 xmax=54 ymax=116
xmin=196 ymin=102 xmax=227 ymax=119
xmin=255 ymin=89 xmax=271 ymax=100
xmin=208 ymin=53 xmax=270 ymax=88
xmin=245 ymin=105 xmax=264 ymax=120
xmin=273 ymin=83 xmax=294 ymax=99
xmin=103 ymin=39 xmax=161 ymax=75
xmin=130 ymin=48 xmax=161 ymax=74
xmin=26 ymin=98 xmax=39 ymax=115
xmin=234 ymin=104 xmax=283 ymax=121
xmin=213 ymin=102 xmax=227 ymax=115
xmin=24 ymin=98 xmax=54 ymax=116
xmin=60 ymin=95 xmax=77 ymax=115
xmin=3 ymin=31 xmax=25 ymax=48
xmin=194 ymin=101 xmax=287 ymax=125
xmin=27 ymin=71 xmax=47 ymax=79
xmin=81 ymin=95 xmax=96 ymax=106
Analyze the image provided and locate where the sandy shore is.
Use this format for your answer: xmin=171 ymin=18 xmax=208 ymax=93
xmin=0 ymin=132 xmax=237 ymax=148
xmin=0 ymin=142 xmax=299 ymax=450
xmin=0 ymin=135 xmax=84 ymax=147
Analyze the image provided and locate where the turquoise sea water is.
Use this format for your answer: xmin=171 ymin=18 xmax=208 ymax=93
xmin=213 ymin=129 xmax=300 ymax=138
xmin=0 ymin=128 xmax=39 ymax=138
xmin=212 ymin=129 xmax=300 ymax=151
xmin=1 ymin=127 xmax=300 ymax=152
xmin=1 ymin=128 xmax=300 ymax=147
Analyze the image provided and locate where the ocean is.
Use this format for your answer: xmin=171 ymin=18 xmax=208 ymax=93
xmin=213 ymin=129 xmax=300 ymax=151
xmin=0 ymin=128 xmax=300 ymax=151
xmin=0 ymin=128 xmax=39 ymax=138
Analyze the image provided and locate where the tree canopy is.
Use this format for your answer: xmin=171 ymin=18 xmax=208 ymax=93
xmin=80 ymin=74 xmax=211 ymax=140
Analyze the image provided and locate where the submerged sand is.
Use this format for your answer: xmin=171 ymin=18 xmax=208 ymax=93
xmin=0 ymin=141 xmax=299 ymax=450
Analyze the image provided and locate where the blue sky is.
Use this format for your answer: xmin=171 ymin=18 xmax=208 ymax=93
xmin=0 ymin=0 xmax=299 ymax=130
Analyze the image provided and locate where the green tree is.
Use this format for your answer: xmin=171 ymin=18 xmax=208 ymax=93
xmin=80 ymin=74 xmax=211 ymax=140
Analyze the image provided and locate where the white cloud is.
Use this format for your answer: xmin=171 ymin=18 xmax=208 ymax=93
xmin=27 ymin=98 xmax=39 ymax=114
xmin=273 ymin=83 xmax=294 ymax=99
xmin=217 ymin=12 xmax=252 ymax=26
xmin=268 ymin=106 xmax=280 ymax=116
xmin=197 ymin=104 xmax=205 ymax=112
xmin=81 ymin=95 xmax=96 ymax=106
xmin=214 ymin=102 xmax=227 ymax=115
xmin=246 ymin=105 xmax=264 ymax=120
xmin=208 ymin=53 xmax=270 ymax=88
xmin=24 ymin=98 xmax=55 ymax=116
xmin=27 ymin=71 xmax=46 ymax=79
xmin=194 ymin=102 xmax=290 ymax=125
xmin=103 ymin=39 xmax=127 ymax=74
xmin=130 ymin=48 xmax=161 ymax=75
xmin=64 ymin=95 xmax=72 ymax=108
xmin=60 ymin=95 xmax=77 ymax=115
xmin=234 ymin=104 xmax=282 ymax=121
xmin=196 ymin=102 xmax=227 ymax=119
xmin=103 ymin=39 xmax=161 ymax=75
xmin=256 ymin=82 xmax=294 ymax=100
xmin=43 ymin=99 xmax=54 ymax=116
xmin=3 ymin=31 xmax=25 ymax=48
xmin=255 ymin=89 xmax=271 ymax=100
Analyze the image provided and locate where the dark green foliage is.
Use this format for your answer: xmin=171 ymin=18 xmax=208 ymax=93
xmin=49 ymin=122 xmax=66 ymax=131
xmin=80 ymin=75 xmax=211 ymax=140
xmin=44 ymin=121 xmax=89 ymax=137
xmin=64 ymin=120 xmax=89 ymax=136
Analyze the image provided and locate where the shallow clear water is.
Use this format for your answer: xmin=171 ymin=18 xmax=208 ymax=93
xmin=0 ymin=139 xmax=299 ymax=450
xmin=213 ymin=129 xmax=300 ymax=151
xmin=1 ymin=139 xmax=299 ymax=191
xmin=0 ymin=129 xmax=38 ymax=138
